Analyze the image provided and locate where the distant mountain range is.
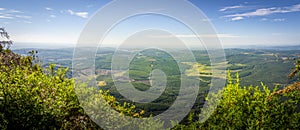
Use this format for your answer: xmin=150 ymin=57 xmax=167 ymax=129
xmin=11 ymin=42 xmax=300 ymax=51
xmin=228 ymin=45 xmax=300 ymax=50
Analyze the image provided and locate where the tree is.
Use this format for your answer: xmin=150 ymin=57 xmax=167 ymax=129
xmin=173 ymin=72 xmax=300 ymax=129
xmin=289 ymin=57 xmax=300 ymax=79
xmin=0 ymin=28 xmax=13 ymax=50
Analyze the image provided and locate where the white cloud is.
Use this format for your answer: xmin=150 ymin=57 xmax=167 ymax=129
xmin=0 ymin=8 xmax=29 ymax=20
xmin=273 ymin=18 xmax=285 ymax=22
xmin=260 ymin=18 xmax=268 ymax=21
xmin=8 ymin=9 xmax=23 ymax=13
xmin=67 ymin=9 xmax=88 ymax=18
xmin=226 ymin=8 xmax=278 ymax=17
xmin=15 ymin=15 xmax=31 ymax=19
xmin=219 ymin=5 xmax=243 ymax=12
xmin=223 ymin=4 xmax=300 ymax=20
xmin=75 ymin=12 xmax=88 ymax=18
xmin=231 ymin=16 xmax=244 ymax=21
xmin=0 ymin=8 xmax=5 ymax=11
xmin=67 ymin=9 xmax=74 ymax=15
xmin=50 ymin=15 xmax=56 ymax=18
xmin=45 ymin=7 xmax=53 ymax=11
xmin=290 ymin=4 xmax=300 ymax=12
xmin=0 ymin=15 xmax=13 ymax=19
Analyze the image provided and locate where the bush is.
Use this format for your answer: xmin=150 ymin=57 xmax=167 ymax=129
xmin=0 ymin=49 xmax=160 ymax=129
xmin=0 ymin=61 xmax=84 ymax=129
xmin=174 ymin=71 xmax=300 ymax=129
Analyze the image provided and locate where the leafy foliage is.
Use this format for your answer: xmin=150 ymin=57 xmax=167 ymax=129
xmin=0 ymin=47 xmax=155 ymax=129
xmin=174 ymin=71 xmax=300 ymax=129
xmin=0 ymin=59 xmax=89 ymax=129
xmin=289 ymin=57 xmax=300 ymax=79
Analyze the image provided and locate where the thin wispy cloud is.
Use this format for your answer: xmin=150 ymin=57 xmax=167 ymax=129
xmin=67 ymin=9 xmax=88 ymax=18
xmin=8 ymin=9 xmax=23 ymax=13
xmin=50 ymin=15 xmax=56 ymax=18
xmin=260 ymin=18 xmax=268 ymax=21
xmin=0 ymin=9 xmax=13 ymax=19
xmin=75 ymin=12 xmax=88 ymax=18
xmin=273 ymin=18 xmax=286 ymax=22
xmin=223 ymin=3 xmax=300 ymax=21
xmin=0 ymin=8 xmax=31 ymax=21
xmin=219 ymin=5 xmax=244 ymax=12
xmin=15 ymin=15 xmax=31 ymax=19
xmin=231 ymin=16 xmax=244 ymax=21
xmin=0 ymin=15 xmax=13 ymax=19
xmin=45 ymin=7 xmax=53 ymax=11
xmin=260 ymin=18 xmax=286 ymax=22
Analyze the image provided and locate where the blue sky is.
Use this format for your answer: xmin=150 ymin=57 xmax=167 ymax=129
xmin=1 ymin=0 xmax=300 ymax=48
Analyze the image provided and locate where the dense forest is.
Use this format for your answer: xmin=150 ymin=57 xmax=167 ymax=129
xmin=1 ymin=28 xmax=300 ymax=129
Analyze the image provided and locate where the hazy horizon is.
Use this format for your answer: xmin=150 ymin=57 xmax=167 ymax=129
xmin=10 ymin=42 xmax=300 ymax=50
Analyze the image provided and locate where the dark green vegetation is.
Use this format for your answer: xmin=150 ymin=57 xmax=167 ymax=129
xmin=0 ymin=48 xmax=155 ymax=129
xmin=6 ymin=44 xmax=300 ymax=129
xmin=175 ymin=73 xmax=300 ymax=129
xmin=226 ymin=49 xmax=297 ymax=88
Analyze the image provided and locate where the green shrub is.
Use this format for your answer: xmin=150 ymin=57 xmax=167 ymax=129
xmin=0 ymin=61 xmax=83 ymax=129
xmin=174 ymin=71 xmax=300 ymax=129
xmin=0 ymin=49 xmax=161 ymax=129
